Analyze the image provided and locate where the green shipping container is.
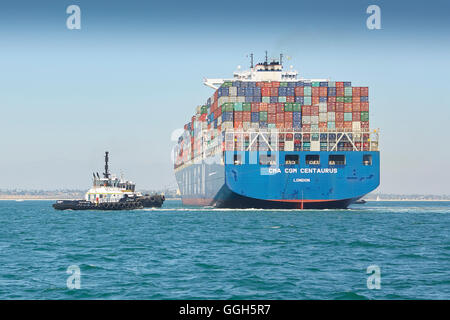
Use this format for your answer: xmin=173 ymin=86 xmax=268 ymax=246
xmin=344 ymin=112 xmax=353 ymax=121
xmin=304 ymin=87 xmax=312 ymax=96
xmin=242 ymin=103 xmax=251 ymax=111
xmin=259 ymin=111 xmax=268 ymax=121
xmin=293 ymin=103 xmax=301 ymax=111
xmin=222 ymin=81 xmax=232 ymax=87
xmin=344 ymin=97 xmax=352 ymax=103
xmin=279 ymin=82 xmax=288 ymax=87
xmin=312 ymin=82 xmax=320 ymax=87
xmin=262 ymin=96 xmax=270 ymax=103
xmin=222 ymin=103 xmax=234 ymax=112
xmin=201 ymin=105 xmax=208 ymax=114
xmin=233 ymin=102 xmax=243 ymax=111
xmin=284 ymin=103 xmax=293 ymax=112
xmin=361 ymin=112 xmax=369 ymax=122
xmin=336 ymin=96 xmax=345 ymax=102
xmin=304 ymin=97 xmax=312 ymax=105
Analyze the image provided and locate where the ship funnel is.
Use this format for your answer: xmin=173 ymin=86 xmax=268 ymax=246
xmin=103 ymin=151 xmax=110 ymax=179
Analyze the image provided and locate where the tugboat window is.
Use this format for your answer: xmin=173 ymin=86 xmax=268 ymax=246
xmin=285 ymin=155 xmax=299 ymax=165
xmin=305 ymin=155 xmax=320 ymax=165
xmin=329 ymin=155 xmax=345 ymax=166
xmin=363 ymin=154 xmax=372 ymax=166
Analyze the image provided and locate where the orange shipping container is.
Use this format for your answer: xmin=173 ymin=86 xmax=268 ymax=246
xmin=352 ymin=87 xmax=361 ymax=96
xmin=352 ymin=102 xmax=361 ymax=112
xmin=294 ymin=87 xmax=303 ymax=96
xmin=361 ymin=102 xmax=369 ymax=111
xmin=286 ymin=96 xmax=295 ymax=103
xmin=312 ymin=87 xmax=320 ymax=96
xmin=344 ymin=103 xmax=352 ymax=112
xmin=319 ymin=87 xmax=327 ymax=96
xmin=259 ymin=103 xmax=268 ymax=112
xmin=268 ymin=103 xmax=277 ymax=114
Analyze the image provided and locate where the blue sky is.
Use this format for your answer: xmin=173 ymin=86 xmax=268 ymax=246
xmin=0 ymin=0 xmax=449 ymax=194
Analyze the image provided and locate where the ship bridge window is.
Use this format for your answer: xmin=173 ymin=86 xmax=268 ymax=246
xmin=329 ymin=155 xmax=345 ymax=166
xmin=305 ymin=155 xmax=320 ymax=165
xmin=363 ymin=154 xmax=372 ymax=166
xmin=260 ymin=153 xmax=277 ymax=166
xmin=285 ymin=155 xmax=299 ymax=165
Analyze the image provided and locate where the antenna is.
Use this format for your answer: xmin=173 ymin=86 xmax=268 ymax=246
xmin=265 ymin=51 xmax=268 ymax=64
xmin=250 ymin=53 xmax=254 ymax=68
xmin=280 ymin=53 xmax=283 ymax=65
xmin=103 ymin=151 xmax=110 ymax=179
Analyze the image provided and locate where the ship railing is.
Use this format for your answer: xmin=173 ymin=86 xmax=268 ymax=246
xmin=174 ymin=128 xmax=379 ymax=169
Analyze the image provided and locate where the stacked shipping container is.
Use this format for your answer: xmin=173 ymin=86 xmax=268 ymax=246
xmin=175 ymin=80 xmax=371 ymax=168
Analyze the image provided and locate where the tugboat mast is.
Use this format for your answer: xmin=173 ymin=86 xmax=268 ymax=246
xmin=104 ymin=151 xmax=110 ymax=179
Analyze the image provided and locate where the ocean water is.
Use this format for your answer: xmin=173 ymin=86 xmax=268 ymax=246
xmin=0 ymin=200 xmax=448 ymax=300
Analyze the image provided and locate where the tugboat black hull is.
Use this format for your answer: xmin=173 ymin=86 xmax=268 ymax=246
xmin=53 ymin=195 xmax=164 ymax=211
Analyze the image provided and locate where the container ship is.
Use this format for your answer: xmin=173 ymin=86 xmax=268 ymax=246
xmin=173 ymin=54 xmax=380 ymax=209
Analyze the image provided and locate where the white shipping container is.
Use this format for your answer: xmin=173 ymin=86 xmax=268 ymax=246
xmin=284 ymin=141 xmax=294 ymax=151
xmin=243 ymin=122 xmax=251 ymax=130
xmin=229 ymin=96 xmax=237 ymax=103
xmin=218 ymin=96 xmax=231 ymax=106
xmin=237 ymin=96 xmax=246 ymax=103
xmin=352 ymin=121 xmax=361 ymax=131
xmin=319 ymin=103 xmax=327 ymax=113
xmin=328 ymin=112 xmax=335 ymax=121
xmin=311 ymin=124 xmax=319 ymax=131
xmin=310 ymin=141 xmax=320 ymax=151
xmin=319 ymin=113 xmax=327 ymax=122
xmin=302 ymin=116 xmax=311 ymax=124
xmin=229 ymin=86 xmax=237 ymax=97
xmin=311 ymin=116 xmax=319 ymax=124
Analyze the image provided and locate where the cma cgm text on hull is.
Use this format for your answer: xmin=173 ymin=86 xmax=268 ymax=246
xmin=173 ymin=54 xmax=380 ymax=209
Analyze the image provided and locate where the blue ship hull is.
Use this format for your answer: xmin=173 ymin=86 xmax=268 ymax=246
xmin=175 ymin=151 xmax=380 ymax=209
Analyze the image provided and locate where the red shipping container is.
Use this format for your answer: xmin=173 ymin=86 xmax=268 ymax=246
xmin=234 ymin=111 xmax=243 ymax=121
xmin=319 ymin=87 xmax=327 ymax=96
xmin=261 ymin=87 xmax=271 ymax=96
xmin=276 ymin=113 xmax=285 ymax=123
xmin=251 ymin=103 xmax=259 ymax=112
xmin=284 ymin=112 xmax=293 ymax=122
xmin=336 ymin=112 xmax=344 ymax=122
xmin=286 ymin=96 xmax=295 ymax=103
xmin=272 ymin=81 xmax=280 ymax=87
xmin=268 ymin=114 xmax=276 ymax=123
xmin=352 ymin=112 xmax=361 ymax=121
xmin=302 ymin=105 xmax=311 ymax=115
xmin=336 ymin=87 xmax=344 ymax=96
xmin=328 ymin=96 xmax=336 ymax=103
xmin=311 ymin=105 xmax=319 ymax=116
xmin=200 ymin=114 xmax=207 ymax=121
xmin=276 ymin=123 xmax=284 ymax=129
xmin=234 ymin=121 xmax=243 ymax=128
xmin=344 ymin=121 xmax=352 ymax=129
xmin=294 ymin=87 xmax=303 ymax=96
xmin=352 ymin=87 xmax=361 ymax=97
xmin=268 ymin=103 xmax=277 ymax=114
xmin=312 ymin=96 xmax=320 ymax=105
xmin=214 ymin=90 xmax=218 ymax=102
xmin=216 ymin=107 xmax=222 ymax=117
xmin=352 ymin=102 xmax=361 ymax=112
xmin=312 ymin=87 xmax=320 ymax=96
xmin=285 ymin=122 xmax=293 ymax=129
xmin=344 ymin=103 xmax=352 ymax=112
xmin=270 ymin=87 xmax=278 ymax=96
xmin=256 ymin=82 xmax=264 ymax=87
xmin=360 ymin=87 xmax=369 ymax=96
xmin=336 ymin=82 xmax=344 ymax=88
xmin=243 ymin=111 xmax=251 ymax=122
xmin=276 ymin=103 xmax=284 ymax=113
xmin=361 ymin=102 xmax=369 ymax=111
xmin=319 ymin=122 xmax=327 ymax=129
xmin=335 ymin=122 xmax=344 ymax=129
xmin=260 ymin=103 xmax=268 ymax=112
xmin=327 ymin=102 xmax=336 ymax=112
xmin=361 ymin=121 xmax=369 ymax=130
xmin=302 ymin=124 xmax=311 ymax=131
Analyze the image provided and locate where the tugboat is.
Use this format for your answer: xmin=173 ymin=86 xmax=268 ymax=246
xmin=53 ymin=152 xmax=164 ymax=210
